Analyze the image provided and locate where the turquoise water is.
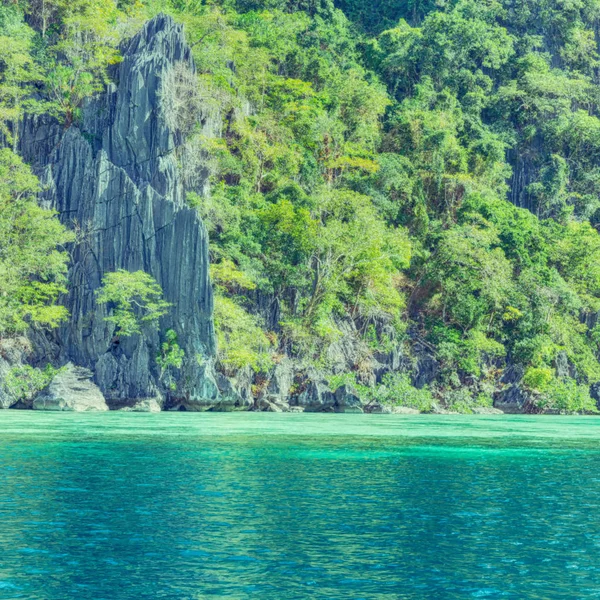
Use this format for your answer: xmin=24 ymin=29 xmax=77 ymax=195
xmin=1 ymin=413 xmax=600 ymax=599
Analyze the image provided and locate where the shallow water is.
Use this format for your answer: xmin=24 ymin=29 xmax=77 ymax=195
xmin=1 ymin=412 xmax=600 ymax=599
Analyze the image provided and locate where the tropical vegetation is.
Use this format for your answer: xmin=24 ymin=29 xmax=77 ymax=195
xmin=3 ymin=0 xmax=600 ymax=412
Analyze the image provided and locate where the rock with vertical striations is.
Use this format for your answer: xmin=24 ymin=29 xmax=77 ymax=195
xmin=17 ymin=15 xmax=220 ymax=409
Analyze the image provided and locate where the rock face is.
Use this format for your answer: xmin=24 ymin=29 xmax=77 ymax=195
xmin=118 ymin=398 xmax=162 ymax=413
xmin=295 ymin=375 xmax=337 ymax=412
xmin=261 ymin=359 xmax=294 ymax=407
xmin=33 ymin=363 xmax=109 ymax=411
xmin=334 ymin=384 xmax=364 ymax=413
xmin=494 ymin=365 xmax=533 ymax=414
xmin=291 ymin=373 xmax=365 ymax=413
xmin=4 ymin=15 xmax=551 ymax=415
xmin=18 ymin=15 xmax=219 ymax=408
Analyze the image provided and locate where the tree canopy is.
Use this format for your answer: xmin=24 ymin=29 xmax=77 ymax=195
xmin=4 ymin=0 xmax=600 ymax=411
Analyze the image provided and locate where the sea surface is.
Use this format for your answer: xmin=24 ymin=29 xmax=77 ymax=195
xmin=1 ymin=412 xmax=600 ymax=599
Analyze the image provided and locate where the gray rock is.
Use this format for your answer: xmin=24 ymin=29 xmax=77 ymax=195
xmin=119 ymin=398 xmax=162 ymax=412
xmin=295 ymin=373 xmax=336 ymax=412
xmin=363 ymin=402 xmax=392 ymax=414
xmin=412 ymin=353 xmax=439 ymax=389
xmin=325 ymin=319 xmax=361 ymax=374
xmin=166 ymin=361 xmax=221 ymax=411
xmin=214 ymin=372 xmax=253 ymax=411
xmin=494 ymin=384 xmax=533 ymax=414
xmin=494 ymin=363 xmax=536 ymax=413
xmin=33 ymin=363 xmax=108 ymax=411
xmin=256 ymin=359 xmax=294 ymax=411
xmin=334 ymin=384 xmax=364 ymax=413
xmin=554 ymin=351 xmax=578 ymax=381
xmin=500 ymin=364 xmax=525 ymax=385
xmin=17 ymin=14 xmax=218 ymax=406
xmin=591 ymin=382 xmax=600 ymax=410
xmin=266 ymin=359 xmax=294 ymax=402
xmin=372 ymin=346 xmax=413 ymax=383
xmin=256 ymin=398 xmax=286 ymax=413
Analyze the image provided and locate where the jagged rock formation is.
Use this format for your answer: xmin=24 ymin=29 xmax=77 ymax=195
xmin=17 ymin=14 xmax=219 ymax=409
xmin=33 ymin=363 xmax=109 ymax=412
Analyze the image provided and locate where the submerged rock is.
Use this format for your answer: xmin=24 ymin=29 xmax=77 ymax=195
xmin=33 ymin=363 xmax=108 ymax=411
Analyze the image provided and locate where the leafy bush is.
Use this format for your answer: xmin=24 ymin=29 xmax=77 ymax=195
xmin=374 ymin=373 xmax=435 ymax=412
xmin=4 ymin=364 xmax=61 ymax=402
xmin=442 ymin=388 xmax=478 ymax=414
xmin=157 ymin=329 xmax=185 ymax=391
xmin=535 ymin=378 xmax=597 ymax=414
xmin=96 ymin=270 xmax=171 ymax=337
xmin=327 ymin=372 xmax=359 ymax=392
xmin=0 ymin=149 xmax=74 ymax=336
xmin=522 ymin=367 xmax=554 ymax=393
xmin=213 ymin=295 xmax=273 ymax=374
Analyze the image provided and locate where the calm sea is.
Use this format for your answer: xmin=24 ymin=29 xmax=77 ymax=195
xmin=1 ymin=412 xmax=600 ymax=599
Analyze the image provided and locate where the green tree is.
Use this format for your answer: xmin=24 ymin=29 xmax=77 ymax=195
xmin=157 ymin=329 xmax=185 ymax=390
xmin=0 ymin=6 xmax=44 ymax=149
xmin=0 ymin=149 xmax=74 ymax=336
xmin=96 ymin=270 xmax=172 ymax=336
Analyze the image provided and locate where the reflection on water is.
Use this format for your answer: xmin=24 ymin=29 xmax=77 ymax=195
xmin=1 ymin=412 xmax=600 ymax=599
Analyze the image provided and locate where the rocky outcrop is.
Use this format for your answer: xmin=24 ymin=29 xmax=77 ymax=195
xmin=494 ymin=365 xmax=534 ymax=414
xmin=294 ymin=373 xmax=337 ymax=412
xmin=18 ymin=14 xmax=218 ymax=408
xmin=288 ymin=373 xmax=366 ymax=413
xmin=33 ymin=363 xmax=108 ymax=411
xmin=119 ymin=398 xmax=162 ymax=413
xmin=4 ymin=14 xmax=558 ymax=415
xmin=494 ymin=384 xmax=533 ymax=414
xmin=412 ymin=349 xmax=439 ymax=389
xmin=260 ymin=359 xmax=294 ymax=407
xmin=334 ymin=384 xmax=364 ymax=413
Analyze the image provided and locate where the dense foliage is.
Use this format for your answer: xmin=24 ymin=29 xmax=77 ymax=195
xmin=0 ymin=148 xmax=73 ymax=336
xmin=96 ymin=270 xmax=172 ymax=337
xmin=4 ymin=0 xmax=600 ymax=412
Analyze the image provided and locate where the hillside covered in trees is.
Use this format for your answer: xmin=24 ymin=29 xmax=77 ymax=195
xmin=3 ymin=0 xmax=600 ymax=413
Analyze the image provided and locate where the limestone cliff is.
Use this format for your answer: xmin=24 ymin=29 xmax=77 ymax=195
xmin=17 ymin=14 xmax=219 ymax=408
